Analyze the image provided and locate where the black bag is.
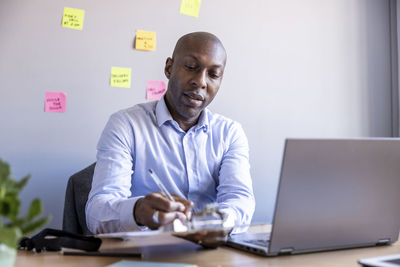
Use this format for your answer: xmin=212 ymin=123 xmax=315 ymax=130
xmin=19 ymin=228 xmax=101 ymax=253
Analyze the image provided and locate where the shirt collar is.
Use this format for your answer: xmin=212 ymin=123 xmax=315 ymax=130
xmin=155 ymin=96 xmax=173 ymax=127
xmin=195 ymin=108 xmax=209 ymax=133
xmin=155 ymin=96 xmax=210 ymax=133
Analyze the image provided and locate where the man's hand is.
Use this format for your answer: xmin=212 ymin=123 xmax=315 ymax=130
xmin=133 ymin=192 xmax=193 ymax=229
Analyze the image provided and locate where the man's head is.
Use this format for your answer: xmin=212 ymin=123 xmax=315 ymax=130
xmin=164 ymin=32 xmax=227 ymax=128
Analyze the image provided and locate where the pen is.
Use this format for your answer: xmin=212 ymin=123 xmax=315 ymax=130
xmin=148 ymin=169 xmax=175 ymax=202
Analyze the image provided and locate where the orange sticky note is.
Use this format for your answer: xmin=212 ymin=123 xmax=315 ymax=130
xmin=146 ymin=80 xmax=166 ymax=100
xmin=180 ymin=0 xmax=201 ymax=18
xmin=45 ymin=91 xmax=67 ymax=113
xmin=62 ymin=7 xmax=85 ymax=30
xmin=135 ymin=30 xmax=156 ymax=51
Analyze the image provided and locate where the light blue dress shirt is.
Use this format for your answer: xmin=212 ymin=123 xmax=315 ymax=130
xmin=86 ymin=97 xmax=255 ymax=234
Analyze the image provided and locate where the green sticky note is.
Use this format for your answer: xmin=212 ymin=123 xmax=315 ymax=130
xmin=180 ymin=0 xmax=201 ymax=18
xmin=110 ymin=67 xmax=131 ymax=88
xmin=62 ymin=7 xmax=85 ymax=30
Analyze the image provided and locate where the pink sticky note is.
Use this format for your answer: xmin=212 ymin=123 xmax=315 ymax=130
xmin=146 ymin=80 xmax=166 ymax=101
xmin=44 ymin=91 xmax=67 ymax=113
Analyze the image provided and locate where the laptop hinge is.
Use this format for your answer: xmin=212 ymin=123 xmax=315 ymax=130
xmin=376 ymin=238 xmax=390 ymax=246
xmin=278 ymin=247 xmax=294 ymax=255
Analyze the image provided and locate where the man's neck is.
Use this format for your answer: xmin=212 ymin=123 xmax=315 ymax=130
xmin=174 ymin=116 xmax=199 ymax=132
xmin=164 ymin=95 xmax=201 ymax=132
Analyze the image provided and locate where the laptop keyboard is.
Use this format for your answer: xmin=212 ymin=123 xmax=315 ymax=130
xmin=244 ymin=238 xmax=270 ymax=247
xmin=240 ymin=233 xmax=271 ymax=247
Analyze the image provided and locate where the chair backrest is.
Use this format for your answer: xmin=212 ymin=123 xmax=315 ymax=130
xmin=62 ymin=163 xmax=96 ymax=235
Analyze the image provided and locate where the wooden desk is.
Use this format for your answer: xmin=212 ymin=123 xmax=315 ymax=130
xmin=16 ymin=227 xmax=400 ymax=267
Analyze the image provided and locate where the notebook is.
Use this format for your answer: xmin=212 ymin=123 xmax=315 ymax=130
xmin=227 ymin=138 xmax=400 ymax=256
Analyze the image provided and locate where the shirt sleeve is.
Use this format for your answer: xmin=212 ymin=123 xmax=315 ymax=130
xmin=216 ymin=122 xmax=255 ymax=232
xmin=85 ymin=112 xmax=146 ymax=234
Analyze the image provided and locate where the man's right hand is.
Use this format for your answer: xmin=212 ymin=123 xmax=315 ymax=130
xmin=133 ymin=192 xmax=193 ymax=229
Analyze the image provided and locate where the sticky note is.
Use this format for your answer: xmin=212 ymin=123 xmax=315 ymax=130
xmin=62 ymin=7 xmax=85 ymax=30
xmin=180 ymin=0 xmax=201 ymax=18
xmin=135 ymin=30 xmax=156 ymax=51
xmin=110 ymin=67 xmax=131 ymax=88
xmin=146 ymin=80 xmax=166 ymax=101
xmin=44 ymin=91 xmax=66 ymax=113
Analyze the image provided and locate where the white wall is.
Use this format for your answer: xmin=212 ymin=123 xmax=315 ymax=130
xmin=0 ymin=0 xmax=392 ymax=229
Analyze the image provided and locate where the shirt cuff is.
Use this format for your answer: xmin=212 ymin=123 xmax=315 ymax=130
xmin=219 ymin=208 xmax=249 ymax=234
xmin=119 ymin=196 xmax=148 ymax=231
xmin=219 ymin=208 xmax=237 ymax=222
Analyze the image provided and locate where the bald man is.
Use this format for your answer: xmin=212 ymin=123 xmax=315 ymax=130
xmin=86 ymin=32 xmax=255 ymax=242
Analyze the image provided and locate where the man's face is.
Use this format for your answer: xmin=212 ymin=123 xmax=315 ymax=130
xmin=164 ymin=39 xmax=226 ymax=122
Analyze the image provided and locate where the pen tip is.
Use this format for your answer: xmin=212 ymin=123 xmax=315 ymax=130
xmin=148 ymin=169 xmax=153 ymax=174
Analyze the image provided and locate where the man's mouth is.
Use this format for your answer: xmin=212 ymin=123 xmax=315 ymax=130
xmin=184 ymin=92 xmax=205 ymax=101
xmin=182 ymin=92 xmax=205 ymax=107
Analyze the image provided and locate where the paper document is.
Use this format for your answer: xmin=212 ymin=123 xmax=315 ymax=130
xmin=107 ymin=260 xmax=196 ymax=267
xmin=96 ymin=229 xmax=163 ymax=239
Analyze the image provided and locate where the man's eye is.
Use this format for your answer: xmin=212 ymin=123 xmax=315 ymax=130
xmin=209 ymin=73 xmax=220 ymax=79
xmin=185 ymin=65 xmax=197 ymax=70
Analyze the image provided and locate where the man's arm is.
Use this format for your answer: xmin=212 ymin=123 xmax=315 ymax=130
xmin=85 ymin=112 xmax=143 ymax=234
xmin=174 ymin=122 xmax=254 ymax=247
xmin=217 ymin=122 xmax=255 ymax=229
xmin=85 ymin=111 xmax=193 ymax=233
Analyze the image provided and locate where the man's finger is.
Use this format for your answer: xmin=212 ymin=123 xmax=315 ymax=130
xmin=146 ymin=192 xmax=185 ymax=212
xmin=172 ymin=194 xmax=194 ymax=217
xmin=158 ymin=211 xmax=187 ymax=225
xmin=172 ymin=194 xmax=193 ymax=208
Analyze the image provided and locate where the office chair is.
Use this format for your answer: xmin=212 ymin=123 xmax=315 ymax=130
xmin=62 ymin=163 xmax=96 ymax=235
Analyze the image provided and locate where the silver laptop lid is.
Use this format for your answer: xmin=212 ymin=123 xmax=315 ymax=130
xmin=268 ymin=138 xmax=400 ymax=256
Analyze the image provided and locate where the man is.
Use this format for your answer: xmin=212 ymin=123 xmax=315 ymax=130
xmin=86 ymin=32 xmax=255 ymax=242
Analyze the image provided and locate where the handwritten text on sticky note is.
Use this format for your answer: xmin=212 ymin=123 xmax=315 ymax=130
xmin=180 ymin=0 xmax=201 ymax=18
xmin=146 ymin=80 xmax=166 ymax=100
xmin=135 ymin=30 xmax=156 ymax=51
xmin=45 ymin=91 xmax=67 ymax=113
xmin=62 ymin=7 xmax=85 ymax=30
xmin=110 ymin=67 xmax=131 ymax=88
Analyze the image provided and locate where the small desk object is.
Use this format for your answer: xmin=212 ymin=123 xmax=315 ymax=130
xmin=359 ymin=254 xmax=400 ymax=267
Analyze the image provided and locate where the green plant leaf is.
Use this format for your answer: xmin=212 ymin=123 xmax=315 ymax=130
xmin=21 ymin=216 xmax=50 ymax=235
xmin=4 ymin=175 xmax=30 ymax=195
xmin=0 ymin=194 xmax=20 ymax=220
xmin=0 ymin=227 xmax=22 ymax=249
xmin=9 ymin=198 xmax=44 ymax=228
xmin=0 ymin=159 xmax=11 ymax=184
xmin=15 ymin=175 xmax=30 ymax=192
xmin=25 ymin=198 xmax=42 ymax=221
xmin=0 ymin=159 xmax=50 ymax=242
xmin=0 ymin=184 xmax=6 ymax=199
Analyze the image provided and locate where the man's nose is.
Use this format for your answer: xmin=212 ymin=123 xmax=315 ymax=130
xmin=191 ymin=69 xmax=207 ymax=89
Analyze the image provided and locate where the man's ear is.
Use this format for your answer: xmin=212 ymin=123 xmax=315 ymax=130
xmin=164 ymin=57 xmax=173 ymax=79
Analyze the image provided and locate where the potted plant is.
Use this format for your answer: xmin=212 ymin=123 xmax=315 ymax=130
xmin=0 ymin=159 xmax=50 ymax=267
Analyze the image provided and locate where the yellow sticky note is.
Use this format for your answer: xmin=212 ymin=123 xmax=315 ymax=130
xmin=135 ymin=30 xmax=156 ymax=51
xmin=180 ymin=0 xmax=201 ymax=18
xmin=110 ymin=67 xmax=131 ymax=88
xmin=62 ymin=7 xmax=85 ymax=30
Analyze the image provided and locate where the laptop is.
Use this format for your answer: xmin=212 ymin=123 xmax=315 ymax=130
xmin=227 ymin=138 xmax=400 ymax=256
